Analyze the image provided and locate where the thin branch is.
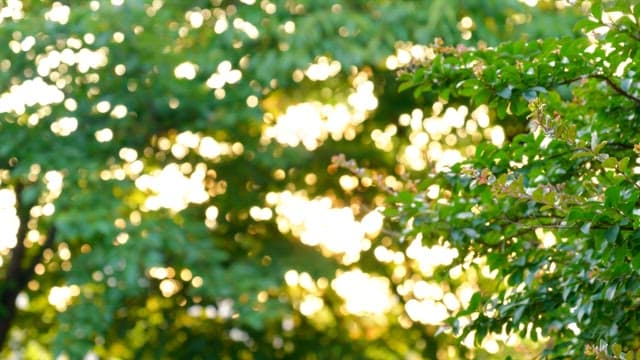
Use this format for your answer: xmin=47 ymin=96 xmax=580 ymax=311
xmin=616 ymin=26 xmax=640 ymax=42
xmin=606 ymin=17 xmax=640 ymax=42
xmin=590 ymin=74 xmax=640 ymax=105
xmin=7 ymin=183 xmax=30 ymax=286
xmin=615 ymin=167 xmax=640 ymax=192
xmin=1 ymin=183 xmax=57 ymax=349
xmin=1 ymin=183 xmax=33 ymax=349
xmin=556 ymin=74 xmax=640 ymax=105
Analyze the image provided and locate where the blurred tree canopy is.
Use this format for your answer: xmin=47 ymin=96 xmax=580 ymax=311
xmin=0 ymin=0 xmax=581 ymax=359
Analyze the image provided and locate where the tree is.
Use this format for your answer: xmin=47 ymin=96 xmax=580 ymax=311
xmin=0 ymin=0 xmax=578 ymax=358
xmin=387 ymin=0 xmax=640 ymax=358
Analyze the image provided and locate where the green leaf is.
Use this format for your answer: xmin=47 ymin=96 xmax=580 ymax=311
xmin=522 ymin=89 xmax=537 ymax=102
xmin=606 ymin=285 xmax=617 ymax=301
xmin=594 ymin=141 xmax=608 ymax=154
xmin=543 ymin=191 xmax=555 ymax=205
xmin=532 ymin=187 xmax=544 ymax=202
xmin=473 ymin=89 xmax=491 ymax=105
xmin=618 ymin=157 xmax=630 ymax=172
xmin=513 ymin=305 xmax=525 ymax=325
xmin=632 ymin=253 xmax=640 ymax=270
xmin=463 ymin=228 xmax=479 ymax=239
xmin=512 ymin=98 xmax=530 ymax=116
xmin=531 ymin=86 xmax=548 ymax=93
xmin=605 ymin=186 xmax=621 ymax=207
xmin=462 ymin=292 xmax=482 ymax=315
xmin=590 ymin=1 xmax=603 ymax=20
xmin=601 ymin=157 xmax=617 ymax=169
xmin=440 ymin=87 xmax=451 ymax=101
xmin=612 ymin=343 xmax=622 ymax=356
xmin=573 ymin=18 xmax=601 ymax=33
xmin=398 ymin=81 xmax=416 ymax=92
xmin=605 ymin=224 xmax=620 ymax=243
xmin=496 ymin=100 xmax=508 ymax=119
xmin=497 ymin=86 xmax=513 ymax=99
xmin=487 ymin=252 xmax=507 ymax=270
xmin=571 ymin=151 xmax=593 ymax=160
xmin=413 ymin=67 xmax=426 ymax=82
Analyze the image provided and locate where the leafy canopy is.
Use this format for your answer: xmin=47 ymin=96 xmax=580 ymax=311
xmin=391 ymin=0 xmax=640 ymax=357
xmin=0 ymin=0 xmax=581 ymax=359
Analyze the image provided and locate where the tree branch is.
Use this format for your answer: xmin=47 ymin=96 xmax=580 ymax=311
xmin=556 ymin=74 xmax=640 ymax=105
xmin=6 ymin=183 xmax=30 ymax=289
xmin=591 ymin=74 xmax=640 ymax=105
xmin=0 ymin=183 xmax=57 ymax=349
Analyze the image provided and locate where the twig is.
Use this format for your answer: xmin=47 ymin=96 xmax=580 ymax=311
xmin=591 ymin=74 xmax=640 ymax=105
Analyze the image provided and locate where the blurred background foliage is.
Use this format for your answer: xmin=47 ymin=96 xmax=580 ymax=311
xmin=0 ymin=0 xmax=580 ymax=358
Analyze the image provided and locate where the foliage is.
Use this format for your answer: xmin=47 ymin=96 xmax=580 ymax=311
xmin=0 ymin=0 xmax=579 ymax=359
xmin=391 ymin=0 xmax=640 ymax=358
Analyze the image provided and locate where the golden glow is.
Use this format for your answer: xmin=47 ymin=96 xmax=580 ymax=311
xmin=405 ymin=298 xmax=449 ymax=325
xmin=232 ymin=17 xmax=259 ymax=39
xmin=191 ymin=276 xmax=203 ymax=288
xmin=299 ymin=295 xmax=324 ymax=316
xmin=115 ymin=232 xmax=129 ymax=245
xmin=304 ymin=56 xmax=341 ymax=82
xmin=118 ymin=147 xmax=138 ymax=162
xmin=0 ymin=77 xmax=64 ymax=114
xmin=44 ymin=2 xmax=70 ymax=25
xmin=148 ymin=266 xmax=172 ymax=279
xmin=180 ymin=268 xmax=193 ymax=281
xmin=35 ymin=45 xmax=109 ymax=77
xmin=264 ymin=69 xmax=377 ymax=150
xmin=205 ymin=205 xmax=219 ymax=229
xmin=43 ymin=170 xmax=62 ymax=197
xmin=269 ymin=191 xmax=383 ymax=264
xmin=58 ymin=243 xmax=71 ymax=260
xmin=206 ymin=61 xmax=242 ymax=89
xmin=159 ymin=278 xmax=181 ymax=297
xmin=214 ymin=15 xmax=228 ymax=34
xmin=48 ymin=285 xmax=80 ymax=311
xmin=197 ymin=136 xmax=224 ymax=158
xmin=95 ymin=128 xmax=114 ymax=142
xmin=135 ymin=163 xmax=209 ymax=212
xmin=49 ymin=116 xmax=77 ymax=136
xmin=174 ymin=61 xmax=198 ymax=80
xmin=249 ymin=206 xmax=273 ymax=221
xmin=186 ymin=10 xmax=204 ymax=28
xmin=535 ymin=227 xmax=557 ymax=248
xmin=339 ymin=175 xmax=358 ymax=191
xmin=490 ymin=126 xmax=505 ymax=147
xmin=348 ymin=80 xmax=377 ymax=111
xmin=264 ymin=103 xmax=328 ymax=150
xmin=385 ymin=43 xmax=436 ymax=71
xmin=283 ymin=20 xmax=295 ymax=34
xmin=264 ymin=90 xmax=374 ymax=149
xmin=406 ymin=234 xmax=459 ymax=276
xmin=246 ymin=95 xmax=258 ymax=108
xmin=0 ymin=0 xmax=25 ymax=21
xmin=284 ymin=269 xmax=299 ymax=286
xmin=0 ymin=189 xmax=18 ymax=252
xmin=110 ymin=104 xmax=127 ymax=118
xmin=371 ymin=124 xmax=397 ymax=152
xmin=393 ymin=103 xmax=504 ymax=171
xmin=361 ymin=209 xmax=384 ymax=237
xmin=331 ymin=269 xmax=394 ymax=315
